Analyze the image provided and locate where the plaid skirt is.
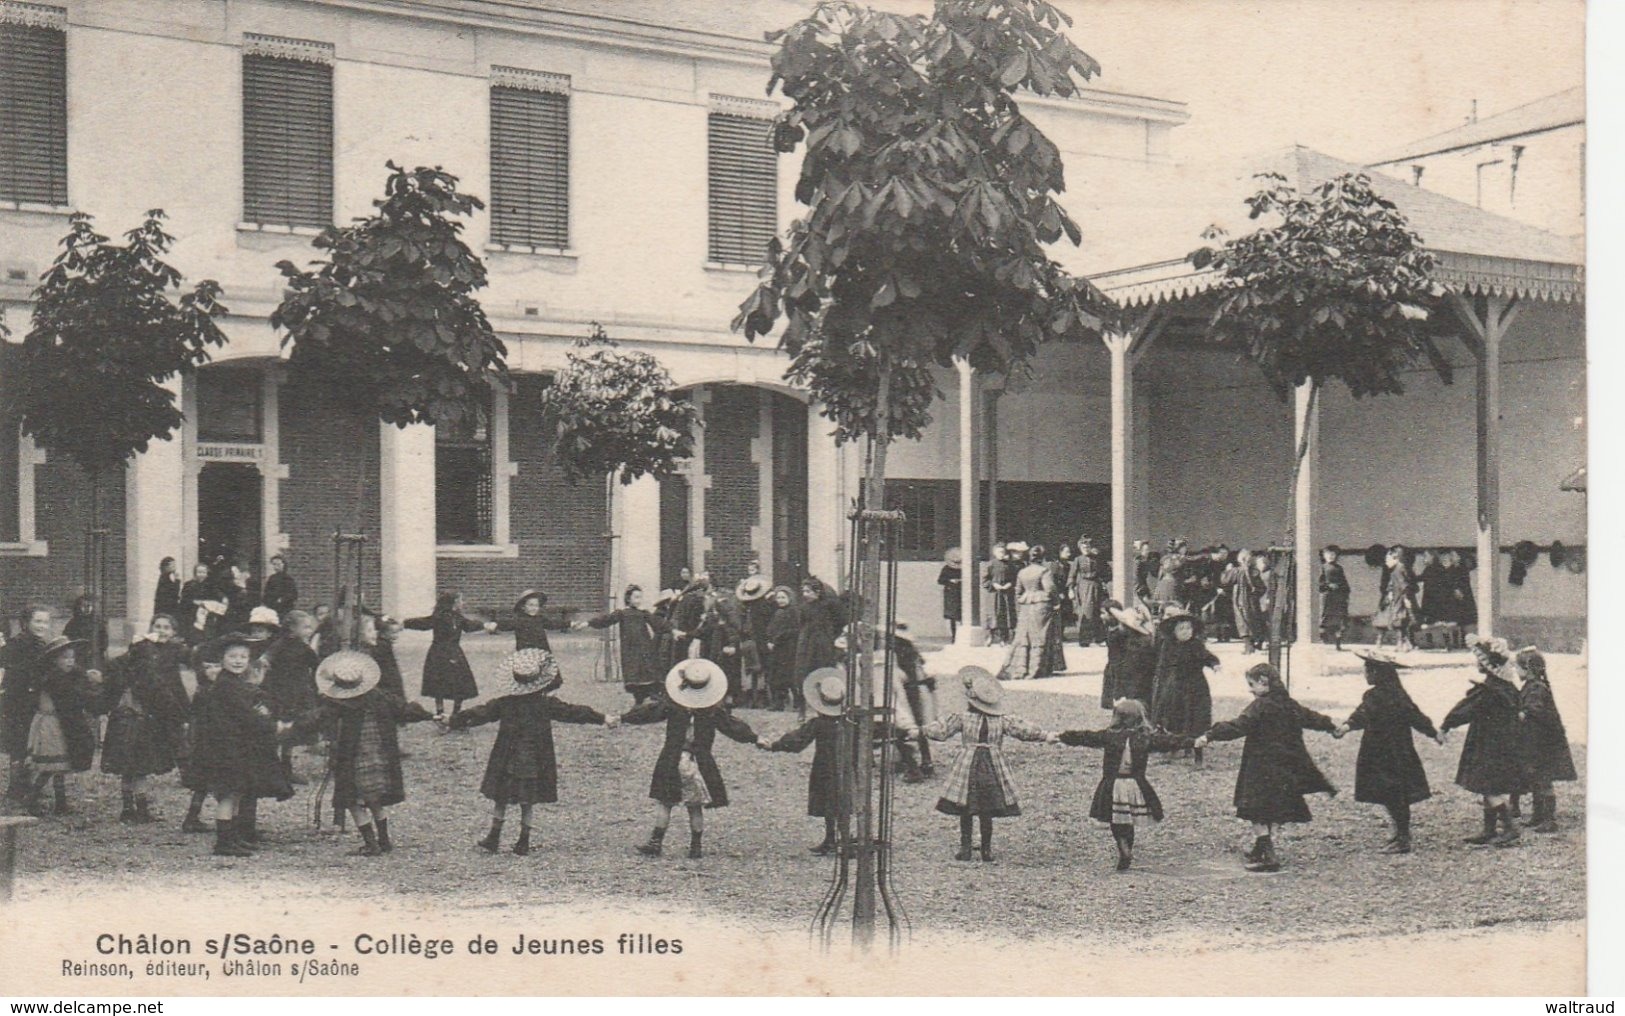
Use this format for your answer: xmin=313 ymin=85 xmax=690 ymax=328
xmin=349 ymin=711 xmax=393 ymax=807
xmin=1111 ymin=777 xmax=1154 ymax=826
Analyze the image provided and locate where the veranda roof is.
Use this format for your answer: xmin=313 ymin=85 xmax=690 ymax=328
xmin=1368 ymin=87 xmax=1584 ymax=166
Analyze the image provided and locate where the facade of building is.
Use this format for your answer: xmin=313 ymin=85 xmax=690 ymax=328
xmin=0 ymin=0 xmax=1188 ymax=634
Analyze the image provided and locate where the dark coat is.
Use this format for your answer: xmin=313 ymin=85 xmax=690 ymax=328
xmin=1518 ymin=679 xmax=1577 ymax=785
xmin=371 ymin=641 xmax=406 ymax=699
xmin=670 ymin=590 xmax=708 ymax=659
xmin=450 ymin=692 xmax=605 ymax=804
xmin=764 ymin=604 xmax=801 ymax=691
xmin=1099 ymin=626 xmax=1128 ymax=708
xmin=496 ymin=613 xmax=553 ymax=653
xmin=1120 ymin=630 xmax=1159 ymax=705
xmin=986 ymin=559 xmax=1016 ymax=632
xmin=0 ymin=631 xmax=48 ymax=757
xmin=260 ymin=572 xmax=298 ymax=618
xmin=1318 ymin=562 xmax=1350 ymax=629
xmin=294 ymin=691 xmax=433 ymax=810
xmin=63 ymin=613 xmax=109 ymax=664
xmin=39 ymin=666 xmax=98 ymax=772
xmin=222 ymin=585 xmax=260 ymax=630
xmin=1150 ymin=637 xmax=1217 ymax=737
xmin=588 ymin=608 xmax=671 ymax=689
xmin=1058 ymin=726 xmax=1193 ymax=823
xmin=1440 ymin=675 xmax=1525 ymax=795
xmin=99 ymin=640 xmax=189 ymax=778
xmin=262 ymin=634 xmax=320 ymax=722
xmin=794 ymin=593 xmax=843 ymax=679
xmin=403 ymin=610 xmax=484 ymax=701
xmin=1344 ymin=679 xmax=1437 ymax=806
xmin=765 ymin=715 xmax=840 ymax=817
xmin=154 ymin=574 xmax=182 ymax=619
xmin=938 ymin=565 xmax=963 ymax=622
xmin=621 ymin=696 xmax=758 ymax=807
xmin=184 ymin=673 xmax=292 ymax=800
xmin=1206 ymin=691 xmax=1337 ymax=824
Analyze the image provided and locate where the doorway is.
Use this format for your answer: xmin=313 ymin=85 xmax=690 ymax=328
xmin=198 ymin=463 xmax=263 ymax=578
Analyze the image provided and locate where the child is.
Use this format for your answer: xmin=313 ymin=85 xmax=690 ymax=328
xmin=404 ymin=591 xmax=499 ymax=719
xmin=263 ymin=610 xmax=320 ymax=786
xmin=1439 ymin=636 xmax=1526 ymax=847
xmin=759 ymin=667 xmax=844 ymax=854
xmin=1317 ymin=547 xmax=1350 ymax=650
xmin=186 ymin=630 xmax=289 ymax=857
xmin=178 ymin=639 xmax=224 ymax=833
xmin=289 ymin=650 xmax=435 ymax=855
xmin=910 ymin=667 xmax=1053 ymax=862
xmin=574 ymin=586 xmax=674 ymax=706
xmin=622 ymin=658 xmax=763 ymax=859
xmin=1148 ymin=608 xmax=1218 ymax=764
xmin=100 ymin=615 xmax=190 ymax=823
xmin=449 ymin=648 xmax=617 ymax=856
xmin=495 ymin=589 xmax=554 ymax=653
xmin=1058 ymin=698 xmax=1193 ymax=870
xmin=366 ymin=613 xmax=407 ymax=699
xmin=1335 ymin=649 xmax=1441 ymax=854
xmin=1512 ymin=647 xmax=1576 ymax=834
xmin=1 ymin=604 xmax=54 ymax=808
xmin=25 ymin=637 xmax=100 ymax=817
xmin=1194 ymin=662 xmax=1338 ymax=872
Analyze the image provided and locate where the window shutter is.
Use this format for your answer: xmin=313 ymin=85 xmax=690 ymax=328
xmin=490 ymin=84 xmax=569 ymax=249
xmin=708 ymin=112 xmax=777 ymax=264
xmin=0 ymin=21 xmax=68 ymax=206
xmin=242 ymin=52 xmax=333 ymax=228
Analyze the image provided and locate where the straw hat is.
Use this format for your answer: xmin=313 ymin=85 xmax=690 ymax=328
xmin=315 ymin=650 xmax=382 ymax=700
xmin=664 ymin=658 xmax=728 ymax=710
xmin=237 ymin=605 xmax=282 ymax=640
xmin=1005 ymin=541 xmax=1029 ymax=555
xmin=735 ymin=575 xmax=770 ymax=602
xmin=38 ymin=636 xmax=87 ymax=665
xmin=486 ymin=648 xmax=563 ymax=701
xmin=1109 ymin=603 xmax=1153 ymax=635
xmin=803 ymin=667 xmax=846 ymax=717
xmin=514 ymin=588 xmax=547 ymax=614
xmin=958 ymin=666 xmax=1006 ymax=715
xmin=1352 ymin=647 xmax=1409 ymax=669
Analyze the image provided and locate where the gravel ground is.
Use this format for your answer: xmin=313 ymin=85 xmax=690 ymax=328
xmin=14 ymin=631 xmax=1585 ymax=946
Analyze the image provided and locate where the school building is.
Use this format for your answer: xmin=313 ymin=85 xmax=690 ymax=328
xmin=0 ymin=1 xmax=1585 ymax=651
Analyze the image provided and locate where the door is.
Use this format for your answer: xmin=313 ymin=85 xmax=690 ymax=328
xmin=197 ymin=462 xmax=263 ymax=580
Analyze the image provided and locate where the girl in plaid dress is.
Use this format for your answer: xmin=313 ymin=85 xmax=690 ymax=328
xmin=912 ymin=667 xmax=1054 ymax=862
xmin=1058 ymin=698 xmax=1193 ymax=870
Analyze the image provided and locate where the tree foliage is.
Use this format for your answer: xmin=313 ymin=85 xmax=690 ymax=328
xmin=1188 ymin=171 xmax=1447 ymax=400
xmin=733 ymin=0 xmax=1113 ymax=445
xmin=272 ymin=162 xmax=508 ymax=428
xmin=539 ymin=325 xmax=699 ymax=486
xmin=13 ymin=210 xmax=227 ymax=479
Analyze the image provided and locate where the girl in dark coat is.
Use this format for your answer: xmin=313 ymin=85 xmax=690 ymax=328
xmin=368 ymin=615 xmax=407 ymax=699
xmin=762 ymin=587 xmax=802 ymax=712
xmin=262 ymin=610 xmax=320 ymax=783
xmin=451 ymin=649 xmax=613 ymax=855
xmin=622 ymin=659 xmax=762 ymax=859
xmin=1195 ymin=662 xmax=1338 ymax=872
xmin=938 ymin=550 xmax=963 ymax=641
xmin=1335 ymin=650 xmax=1441 ymax=853
xmin=1059 ymin=698 xmax=1194 ymax=870
xmin=760 ymin=668 xmax=844 ymax=854
xmin=793 ymin=577 xmax=842 ymax=683
xmin=404 ymin=591 xmax=497 ymax=718
xmin=985 ymin=546 xmax=1016 ymax=646
xmin=1440 ymin=637 xmax=1526 ymax=847
xmin=1373 ymin=547 xmax=1418 ymax=651
xmin=186 ymin=631 xmax=290 ymax=857
xmin=1 ymin=604 xmax=53 ymax=807
xmin=1118 ymin=609 xmax=1161 ymax=707
xmin=25 ymin=637 xmax=100 ymax=817
xmin=153 ymin=557 xmax=182 ymax=621
xmin=576 ymin=585 xmax=672 ymax=704
xmin=1512 ymin=648 xmax=1576 ymax=834
xmin=1099 ymin=602 xmax=1129 ymax=709
xmin=1149 ymin=611 xmax=1218 ymax=761
xmin=495 ymin=589 xmax=553 ymax=652
xmin=100 ymin=615 xmax=190 ymax=822
xmin=1317 ymin=547 xmax=1351 ymax=649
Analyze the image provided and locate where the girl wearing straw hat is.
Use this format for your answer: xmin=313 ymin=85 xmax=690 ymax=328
xmin=286 ymin=650 xmax=435 ymax=856
xmin=1057 ymin=698 xmax=1194 ymax=871
xmin=621 ymin=658 xmax=764 ymax=859
xmin=493 ymin=589 xmax=555 ymax=653
xmin=758 ymin=667 xmax=845 ymax=854
xmin=1334 ymin=649 xmax=1441 ymax=854
xmin=185 ymin=629 xmax=288 ymax=857
xmin=448 ymin=648 xmax=618 ymax=856
xmin=909 ymin=667 xmax=1055 ymax=862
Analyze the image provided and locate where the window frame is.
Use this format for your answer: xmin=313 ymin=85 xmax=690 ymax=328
xmin=0 ymin=4 xmax=69 ymax=210
xmin=706 ymin=94 xmax=780 ymax=268
xmin=488 ymin=67 xmax=572 ymax=254
xmin=240 ymin=33 xmax=335 ymax=231
xmin=435 ymin=384 xmax=518 ymax=559
xmin=0 ymin=426 xmax=49 ymax=557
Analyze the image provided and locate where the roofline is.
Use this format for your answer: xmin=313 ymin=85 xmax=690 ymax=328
xmin=1369 ymin=117 xmax=1585 ymax=166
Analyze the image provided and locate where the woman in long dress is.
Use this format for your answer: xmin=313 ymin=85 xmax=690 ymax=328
xmin=998 ymin=545 xmax=1058 ymax=681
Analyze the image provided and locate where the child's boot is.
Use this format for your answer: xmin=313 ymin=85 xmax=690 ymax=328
xmin=1244 ymin=836 xmax=1268 ymax=863
xmin=376 ymin=818 xmax=393 ymax=852
xmin=354 ymin=823 xmax=381 ymax=856
xmin=134 ymin=794 xmax=158 ymax=824
xmin=636 ymin=826 xmax=665 ymax=857
xmin=1464 ymin=805 xmax=1498 ymax=845
xmin=1492 ymin=805 xmax=1521 ymax=847
xmin=1532 ymin=794 xmax=1560 ymax=834
xmin=181 ymin=796 xmax=209 ymax=833
xmin=688 ymin=830 xmax=703 ymax=859
xmin=810 ymin=818 xmax=836 ymax=855
xmin=476 ymin=819 xmax=504 ymax=853
xmin=955 ymin=825 xmax=974 ymax=862
xmin=51 ymin=779 xmax=71 ymax=815
xmin=979 ymin=828 xmax=995 ymax=863
xmin=119 ymin=787 xmax=138 ymax=824
xmin=1246 ymin=836 xmax=1281 ymax=872
xmin=213 ymin=820 xmax=252 ymax=858
xmin=513 ymin=826 xmax=532 ymax=856
xmin=236 ymin=798 xmax=260 ymax=849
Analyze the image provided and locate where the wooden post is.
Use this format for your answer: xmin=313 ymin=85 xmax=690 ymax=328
xmin=0 ymin=816 xmax=39 ymax=903
xmin=1294 ymin=382 xmax=1320 ymax=645
xmin=956 ymin=359 xmax=980 ymax=640
xmin=1453 ymin=294 xmax=1519 ymax=639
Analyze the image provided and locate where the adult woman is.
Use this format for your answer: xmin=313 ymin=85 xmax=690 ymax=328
xmin=1071 ymin=537 xmax=1107 ymax=646
xmin=1224 ymin=549 xmax=1263 ymax=653
xmin=763 ymin=586 xmax=802 ymax=712
xmin=794 ymin=577 xmax=842 ymax=685
xmin=999 ymin=543 xmax=1058 ymax=681
xmin=1374 ymin=546 xmax=1419 ymax=651
xmin=100 ymin=614 xmax=190 ymax=822
xmin=937 ymin=548 xmax=964 ymax=642
xmin=260 ymin=554 xmax=298 ymax=618
xmin=403 ymin=592 xmax=498 ymax=718
xmin=575 ymin=585 xmax=673 ymax=705
xmin=221 ymin=565 xmax=259 ymax=631
xmin=985 ymin=544 xmax=1016 ymax=646
xmin=1053 ymin=544 xmax=1077 ymax=637
xmin=153 ymin=557 xmax=182 ymax=621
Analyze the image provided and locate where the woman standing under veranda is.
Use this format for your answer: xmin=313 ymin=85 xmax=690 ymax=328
xmin=938 ymin=548 xmax=964 ymax=643
xmin=999 ymin=543 xmax=1058 ymax=681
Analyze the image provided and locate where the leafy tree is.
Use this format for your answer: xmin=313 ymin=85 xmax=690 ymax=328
xmin=272 ymin=162 xmax=508 ymax=429
xmin=1188 ymin=171 xmax=1444 ymax=643
xmin=12 ymin=210 xmax=228 ymax=653
xmin=733 ymin=0 xmax=1110 ymax=947
xmin=539 ymin=324 xmax=699 ymax=486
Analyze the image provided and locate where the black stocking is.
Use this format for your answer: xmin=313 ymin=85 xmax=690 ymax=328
xmin=978 ymin=815 xmax=993 ymax=852
xmin=959 ymin=814 xmax=973 ymax=845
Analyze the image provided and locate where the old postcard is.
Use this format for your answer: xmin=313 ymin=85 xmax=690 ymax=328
xmin=0 ymin=0 xmax=1588 ymax=997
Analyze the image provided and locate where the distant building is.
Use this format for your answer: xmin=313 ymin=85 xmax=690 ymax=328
xmin=1368 ymin=87 xmax=1584 ymax=238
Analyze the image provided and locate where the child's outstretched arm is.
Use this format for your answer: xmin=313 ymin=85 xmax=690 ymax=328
xmin=547 ymin=699 xmax=608 ymax=726
xmin=1057 ymin=728 xmax=1110 ymax=749
xmin=1196 ymin=703 xmax=1259 ymax=748
xmin=913 ymin=712 xmax=963 ymax=742
xmin=447 ymin=700 xmax=500 ymax=730
xmin=761 ymin=718 xmax=819 ymax=753
xmin=1003 ymin=714 xmax=1052 ymax=743
xmin=1148 ymin=730 xmax=1195 ymax=753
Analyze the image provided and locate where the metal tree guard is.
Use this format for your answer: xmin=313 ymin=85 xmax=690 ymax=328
xmin=1266 ymin=544 xmax=1297 ymax=687
xmin=313 ymin=530 xmax=369 ymax=830
xmin=812 ymin=505 xmax=908 ymax=954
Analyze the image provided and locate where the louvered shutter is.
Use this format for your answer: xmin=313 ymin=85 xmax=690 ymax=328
xmin=0 ymin=23 xmax=67 ymax=206
xmin=242 ymin=54 xmax=333 ymax=228
xmin=490 ymin=86 xmax=569 ymax=248
xmin=708 ymin=113 xmax=776 ymax=264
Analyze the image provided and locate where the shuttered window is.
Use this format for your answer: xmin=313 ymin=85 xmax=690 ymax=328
xmin=490 ymin=85 xmax=569 ymax=249
xmin=0 ymin=21 xmax=68 ymax=206
xmin=242 ymin=52 xmax=333 ymax=228
xmin=707 ymin=112 xmax=776 ymax=265
xmin=435 ymin=392 xmax=495 ymax=546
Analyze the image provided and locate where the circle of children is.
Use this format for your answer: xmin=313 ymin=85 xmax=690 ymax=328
xmin=0 ymin=541 xmax=1574 ymax=877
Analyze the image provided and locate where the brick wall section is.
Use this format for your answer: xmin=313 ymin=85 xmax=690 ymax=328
xmin=658 ymin=473 xmax=690 ymax=589
xmin=277 ymin=371 xmax=382 ymax=613
xmin=438 ymin=374 xmax=608 ymax=621
xmin=702 ymin=384 xmax=759 ymax=589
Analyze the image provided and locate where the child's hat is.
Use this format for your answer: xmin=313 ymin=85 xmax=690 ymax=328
xmin=514 ymin=588 xmax=548 ymax=614
xmin=665 ymin=658 xmax=728 ymax=710
xmin=958 ymin=666 xmax=1006 ymax=715
xmin=315 ymin=650 xmax=382 ymax=700
xmin=487 ymin=648 xmax=563 ymax=700
xmin=38 ymin=636 xmax=87 ymax=664
xmin=735 ymin=575 xmax=770 ymax=602
xmin=1352 ymin=647 xmax=1409 ymax=669
xmin=803 ymin=667 xmax=846 ymax=717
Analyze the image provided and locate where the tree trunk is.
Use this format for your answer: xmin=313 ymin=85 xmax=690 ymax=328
xmin=851 ymin=360 xmax=891 ymax=951
xmin=87 ymin=469 xmax=105 ymax=669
